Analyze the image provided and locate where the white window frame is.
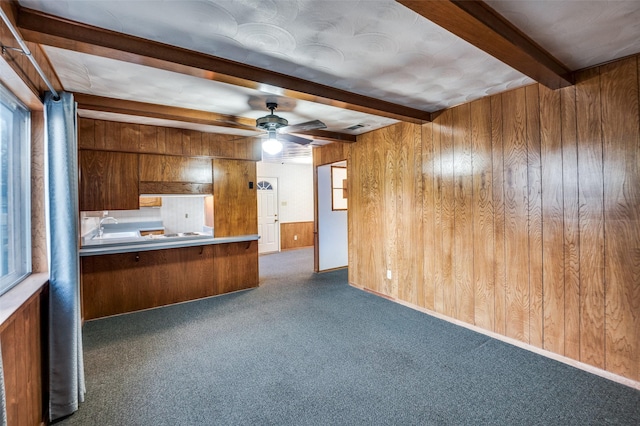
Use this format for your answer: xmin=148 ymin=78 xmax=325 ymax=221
xmin=331 ymin=165 xmax=347 ymax=211
xmin=0 ymin=82 xmax=31 ymax=296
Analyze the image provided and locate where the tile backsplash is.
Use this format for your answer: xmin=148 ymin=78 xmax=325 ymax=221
xmin=81 ymin=195 xmax=210 ymax=236
xmin=159 ymin=196 xmax=205 ymax=233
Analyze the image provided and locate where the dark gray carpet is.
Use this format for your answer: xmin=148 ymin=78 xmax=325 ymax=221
xmin=60 ymin=247 xmax=640 ymax=425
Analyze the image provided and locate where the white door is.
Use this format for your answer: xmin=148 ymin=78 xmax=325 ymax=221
xmin=257 ymin=177 xmax=279 ymax=253
xmin=317 ymin=164 xmax=348 ymax=270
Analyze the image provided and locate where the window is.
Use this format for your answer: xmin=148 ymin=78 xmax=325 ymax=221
xmin=0 ymin=83 xmax=31 ymax=296
xmin=331 ymin=166 xmax=347 ymax=211
xmin=257 ymin=180 xmax=273 ymax=190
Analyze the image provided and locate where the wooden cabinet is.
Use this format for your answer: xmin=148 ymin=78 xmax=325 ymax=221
xmin=78 ymin=118 xmax=262 ymax=161
xmin=79 ymin=150 xmax=139 ymax=211
xmin=82 ymin=245 xmax=215 ymax=319
xmin=81 ymin=241 xmax=259 ymax=319
xmin=139 ymin=196 xmax=162 ymax=207
xmin=213 ymin=159 xmax=257 ymax=236
xmin=139 ymin=154 xmax=213 ymax=194
xmin=213 ymin=240 xmax=259 ymax=293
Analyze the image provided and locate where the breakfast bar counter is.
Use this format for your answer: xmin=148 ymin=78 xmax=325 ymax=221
xmin=80 ymin=236 xmax=260 ymax=320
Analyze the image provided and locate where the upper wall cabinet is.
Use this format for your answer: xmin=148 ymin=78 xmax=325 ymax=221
xmin=78 ymin=118 xmax=262 ymax=161
xmin=79 ymin=150 xmax=139 ymax=211
xmin=139 ymin=154 xmax=213 ymax=194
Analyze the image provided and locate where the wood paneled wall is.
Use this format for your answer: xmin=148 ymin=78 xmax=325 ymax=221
xmin=213 ymin=159 xmax=257 ymax=237
xmin=0 ymin=286 xmax=47 ymax=426
xmin=348 ymin=55 xmax=640 ymax=382
xmin=31 ymin=111 xmax=47 ymax=272
xmin=313 ymin=142 xmax=349 ymax=167
xmin=78 ymin=118 xmax=262 ymax=161
xmin=281 ymin=222 xmax=314 ymax=250
xmin=349 ymin=123 xmax=423 ymax=301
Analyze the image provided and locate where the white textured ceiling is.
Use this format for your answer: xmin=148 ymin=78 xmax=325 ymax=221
xmin=18 ymin=0 xmax=640 ymax=138
xmin=486 ymin=0 xmax=640 ymax=71
xmin=23 ymin=0 xmax=537 ymax=111
xmin=45 ymin=45 xmax=397 ymax=135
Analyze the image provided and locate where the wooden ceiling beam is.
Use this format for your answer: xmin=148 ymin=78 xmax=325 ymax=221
xmin=397 ymin=0 xmax=574 ymax=89
xmin=74 ymin=93 xmax=355 ymax=144
xmin=74 ymin=93 xmax=258 ymax=130
xmin=17 ymin=7 xmax=432 ymax=123
xmin=295 ymin=129 xmax=357 ymax=143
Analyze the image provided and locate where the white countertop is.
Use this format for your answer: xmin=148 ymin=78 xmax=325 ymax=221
xmin=79 ymin=234 xmax=259 ymax=256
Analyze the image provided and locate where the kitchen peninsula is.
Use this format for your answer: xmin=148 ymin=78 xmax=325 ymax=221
xmin=78 ymin=118 xmax=261 ymax=320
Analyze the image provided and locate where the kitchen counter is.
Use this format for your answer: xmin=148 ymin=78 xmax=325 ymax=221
xmin=81 ymin=236 xmax=259 ymax=319
xmin=79 ymin=234 xmax=259 ymax=257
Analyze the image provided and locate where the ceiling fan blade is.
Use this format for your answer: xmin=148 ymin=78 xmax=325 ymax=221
xmin=284 ymin=119 xmax=326 ymax=133
xmin=279 ymin=133 xmax=313 ymax=145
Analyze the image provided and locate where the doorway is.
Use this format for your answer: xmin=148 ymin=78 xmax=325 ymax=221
xmin=316 ymin=162 xmax=348 ymax=270
xmin=257 ymin=177 xmax=279 ymax=253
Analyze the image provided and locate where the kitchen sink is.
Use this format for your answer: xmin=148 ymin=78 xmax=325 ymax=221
xmin=92 ymin=231 xmax=140 ymax=240
xmin=146 ymin=231 xmax=209 ymax=239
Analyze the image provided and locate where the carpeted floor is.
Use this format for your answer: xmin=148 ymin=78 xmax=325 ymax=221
xmin=59 ymin=247 xmax=640 ymax=425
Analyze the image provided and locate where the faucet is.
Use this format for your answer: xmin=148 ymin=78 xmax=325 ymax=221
xmin=98 ymin=217 xmax=118 ymax=237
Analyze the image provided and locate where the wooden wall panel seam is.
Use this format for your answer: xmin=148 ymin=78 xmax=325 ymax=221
xmin=526 ymin=84 xmax=544 ymax=349
xmin=560 ymin=84 xmax=581 ymax=361
xmin=540 ymin=85 xmax=566 ymax=355
xmin=571 ymin=66 xmax=606 ymax=368
xmin=491 ymin=94 xmax=507 ymax=335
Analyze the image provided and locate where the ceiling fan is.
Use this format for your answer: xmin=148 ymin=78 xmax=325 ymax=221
xmin=256 ymin=102 xmax=326 ymax=154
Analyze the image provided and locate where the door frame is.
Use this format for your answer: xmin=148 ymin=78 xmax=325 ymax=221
xmin=257 ymin=176 xmax=280 ymax=253
xmin=314 ymin=158 xmax=348 ymax=272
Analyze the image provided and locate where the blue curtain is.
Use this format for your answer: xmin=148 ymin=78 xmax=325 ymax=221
xmin=44 ymin=92 xmax=85 ymax=421
xmin=0 ymin=344 xmax=6 ymax=426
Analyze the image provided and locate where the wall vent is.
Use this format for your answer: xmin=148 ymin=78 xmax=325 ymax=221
xmin=345 ymin=124 xmax=365 ymax=131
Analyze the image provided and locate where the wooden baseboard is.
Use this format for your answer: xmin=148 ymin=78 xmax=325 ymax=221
xmin=352 ymin=283 xmax=640 ymax=391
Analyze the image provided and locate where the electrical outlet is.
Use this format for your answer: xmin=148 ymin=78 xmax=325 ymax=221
xmin=294 ymin=235 xmax=298 ymax=240
xmin=386 ymin=270 xmax=392 ymax=279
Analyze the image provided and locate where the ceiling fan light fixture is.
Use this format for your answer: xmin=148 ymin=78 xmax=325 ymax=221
xmin=256 ymin=102 xmax=288 ymax=131
xmin=262 ymin=134 xmax=283 ymax=155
